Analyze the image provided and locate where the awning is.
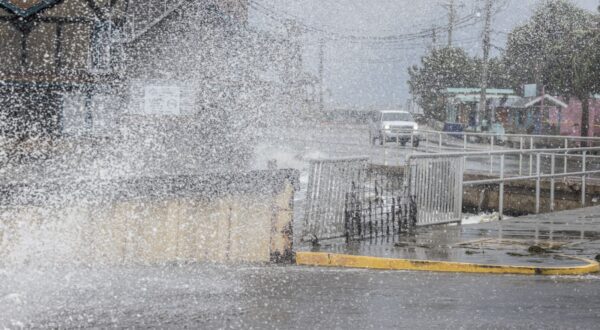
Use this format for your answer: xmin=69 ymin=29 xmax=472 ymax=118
xmin=510 ymin=95 xmax=568 ymax=109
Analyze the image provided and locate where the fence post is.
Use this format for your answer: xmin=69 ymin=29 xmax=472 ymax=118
xmin=438 ymin=132 xmax=442 ymax=151
xmin=550 ymin=154 xmax=555 ymax=212
xmin=384 ymin=147 xmax=388 ymax=166
xmin=535 ymin=153 xmax=541 ymax=214
xmin=490 ymin=136 xmax=494 ymax=174
xmin=564 ymin=139 xmax=568 ymax=174
xmin=519 ymin=137 xmax=524 ymax=176
xmin=459 ymin=156 xmax=465 ymax=225
xmin=499 ymin=154 xmax=505 ymax=220
xmin=582 ymin=151 xmax=587 ymax=207
xmin=529 ymin=137 xmax=534 ymax=176
xmin=463 ymin=133 xmax=467 ymax=150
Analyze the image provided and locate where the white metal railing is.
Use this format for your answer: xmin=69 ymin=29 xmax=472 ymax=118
xmin=267 ymin=123 xmax=600 ymax=171
xmin=302 ymin=157 xmax=369 ymax=240
xmin=409 ymin=146 xmax=600 ymax=222
xmin=387 ymin=129 xmax=600 ymax=165
xmin=406 ymin=155 xmax=464 ymax=226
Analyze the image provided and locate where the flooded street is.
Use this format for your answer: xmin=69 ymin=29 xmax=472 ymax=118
xmin=2 ymin=264 xmax=599 ymax=329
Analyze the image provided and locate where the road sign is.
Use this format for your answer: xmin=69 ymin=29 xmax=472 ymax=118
xmin=143 ymin=85 xmax=181 ymax=115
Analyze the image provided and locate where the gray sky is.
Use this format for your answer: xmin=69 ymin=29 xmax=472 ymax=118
xmin=250 ymin=0 xmax=599 ymax=109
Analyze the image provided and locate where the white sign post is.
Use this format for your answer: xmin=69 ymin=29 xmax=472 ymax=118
xmin=143 ymin=85 xmax=181 ymax=115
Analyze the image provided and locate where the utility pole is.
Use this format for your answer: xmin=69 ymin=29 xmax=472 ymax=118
xmin=478 ymin=0 xmax=493 ymax=129
xmin=431 ymin=28 xmax=438 ymax=50
xmin=447 ymin=0 xmax=456 ymax=47
xmin=318 ymin=38 xmax=325 ymax=112
xmin=285 ymin=20 xmax=303 ymax=113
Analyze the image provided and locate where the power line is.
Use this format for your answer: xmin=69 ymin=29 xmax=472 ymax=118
xmin=250 ymin=0 xmax=480 ymax=43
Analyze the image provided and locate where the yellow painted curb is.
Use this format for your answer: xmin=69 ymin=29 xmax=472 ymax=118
xmin=296 ymin=252 xmax=600 ymax=276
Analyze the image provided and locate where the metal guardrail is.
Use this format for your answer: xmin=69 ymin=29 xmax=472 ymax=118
xmin=267 ymin=124 xmax=600 ymax=168
xmin=344 ymin=170 xmax=416 ymax=240
xmin=406 ymin=155 xmax=464 ymax=226
xmin=409 ymin=146 xmax=600 ymax=221
xmin=302 ymin=157 xmax=416 ymax=242
xmin=303 ymin=157 xmax=369 ymax=241
xmin=380 ymin=129 xmax=600 ymax=164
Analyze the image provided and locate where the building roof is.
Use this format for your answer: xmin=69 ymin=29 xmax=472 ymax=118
xmin=379 ymin=110 xmax=408 ymax=113
xmin=510 ymin=95 xmax=568 ymax=109
xmin=452 ymin=94 xmax=520 ymax=103
xmin=0 ymin=0 xmax=60 ymax=17
xmin=445 ymin=88 xmax=516 ymax=95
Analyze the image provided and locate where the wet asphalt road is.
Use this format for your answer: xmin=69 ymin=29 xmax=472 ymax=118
xmin=2 ymin=264 xmax=599 ymax=329
xmin=3 ymin=125 xmax=600 ymax=329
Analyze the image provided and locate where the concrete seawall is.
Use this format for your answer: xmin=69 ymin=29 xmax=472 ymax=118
xmin=0 ymin=170 xmax=298 ymax=266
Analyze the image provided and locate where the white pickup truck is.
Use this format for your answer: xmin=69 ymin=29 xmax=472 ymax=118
xmin=368 ymin=110 xmax=420 ymax=147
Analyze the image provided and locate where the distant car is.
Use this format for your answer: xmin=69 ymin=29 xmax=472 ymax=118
xmin=368 ymin=110 xmax=420 ymax=147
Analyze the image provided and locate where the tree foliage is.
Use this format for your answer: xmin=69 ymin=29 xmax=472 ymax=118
xmin=504 ymin=0 xmax=600 ymax=136
xmin=407 ymin=47 xmax=511 ymax=122
xmin=408 ymin=47 xmax=479 ymax=121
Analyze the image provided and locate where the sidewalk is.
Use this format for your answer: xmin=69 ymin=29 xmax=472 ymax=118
xmin=296 ymin=207 xmax=600 ymax=275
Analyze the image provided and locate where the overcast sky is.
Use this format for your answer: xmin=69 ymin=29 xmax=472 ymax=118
xmin=250 ymin=0 xmax=599 ymax=109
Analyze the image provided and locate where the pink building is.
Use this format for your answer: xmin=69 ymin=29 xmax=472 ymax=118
xmin=548 ymin=97 xmax=600 ymax=137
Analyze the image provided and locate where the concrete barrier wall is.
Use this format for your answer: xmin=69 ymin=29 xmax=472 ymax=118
xmin=0 ymin=170 xmax=297 ymax=266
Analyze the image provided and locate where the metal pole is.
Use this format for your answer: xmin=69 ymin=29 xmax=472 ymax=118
xmin=384 ymin=145 xmax=388 ymax=166
xmin=439 ymin=132 xmax=442 ymax=151
xmin=499 ymin=154 xmax=505 ymax=219
xmin=490 ymin=135 xmax=494 ymax=174
xmin=318 ymin=38 xmax=325 ymax=113
xmin=463 ymin=133 xmax=467 ymax=150
xmin=519 ymin=137 xmax=524 ymax=176
xmin=529 ymin=137 xmax=534 ymax=176
xmin=478 ymin=0 xmax=493 ymax=126
xmin=535 ymin=153 xmax=541 ymax=214
xmin=550 ymin=154 xmax=555 ymax=212
xmin=564 ymin=138 xmax=568 ymax=174
xmin=458 ymin=156 xmax=465 ymax=225
xmin=582 ymin=151 xmax=587 ymax=207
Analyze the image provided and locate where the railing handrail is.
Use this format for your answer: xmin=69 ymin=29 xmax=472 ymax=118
xmin=407 ymin=146 xmax=600 ymax=160
xmin=416 ymin=129 xmax=600 ymax=141
xmin=464 ymin=169 xmax=600 ymax=185
xmin=307 ymin=157 xmax=369 ymax=164
xmin=407 ymin=144 xmax=599 ymax=219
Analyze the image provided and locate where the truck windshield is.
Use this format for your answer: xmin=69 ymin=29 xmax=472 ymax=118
xmin=381 ymin=113 xmax=413 ymax=122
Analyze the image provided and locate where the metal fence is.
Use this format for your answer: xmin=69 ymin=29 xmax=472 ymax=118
xmin=344 ymin=170 xmax=416 ymax=240
xmin=410 ymin=146 xmax=600 ymax=222
xmin=302 ymin=158 xmax=416 ymax=242
xmin=406 ymin=155 xmax=464 ymax=226
xmin=299 ymin=128 xmax=600 ymax=242
xmin=303 ymin=157 xmax=368 ymax=241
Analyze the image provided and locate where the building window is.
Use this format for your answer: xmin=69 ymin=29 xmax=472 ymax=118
xmin=90 ymin=21 xmax=112 ymax=72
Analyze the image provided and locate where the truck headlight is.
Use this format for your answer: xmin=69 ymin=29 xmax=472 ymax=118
xmin=384 ymin=125 xmax=390 ymax=130
xmin=413 ymin=123 xmax=419 ymax=130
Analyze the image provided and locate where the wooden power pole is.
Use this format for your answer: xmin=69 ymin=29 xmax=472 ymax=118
xmin=318 ymin=38 xmax=325 ymax=112
xmin=447 ymin=0 xmax=456 ymax=47
xmin=478 ymin=0 xmax=493 ymax=128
